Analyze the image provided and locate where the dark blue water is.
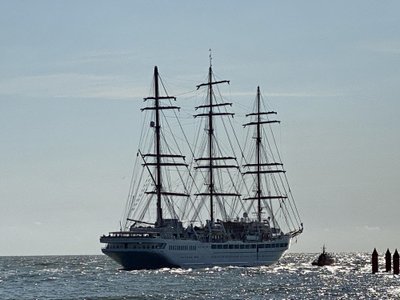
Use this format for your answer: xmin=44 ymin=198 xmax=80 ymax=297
xmin=0 ymin=253 xmax=398 ymax=299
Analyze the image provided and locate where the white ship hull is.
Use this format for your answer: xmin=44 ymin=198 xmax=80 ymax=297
xmin=100 ymin=234 xmax=291 ymax=269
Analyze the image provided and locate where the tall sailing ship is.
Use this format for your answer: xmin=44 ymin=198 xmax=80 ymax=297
xmin=100 ymin=61 xmax=303 ymax=270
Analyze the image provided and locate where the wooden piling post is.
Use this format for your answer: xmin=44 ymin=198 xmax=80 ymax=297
xmin=393 ymin=249 xmax=399 ymax=275
xmin=385 ymin=249 xmax=392 ymax=272
xmin=372 ymin=248 xmax=378 ymax=274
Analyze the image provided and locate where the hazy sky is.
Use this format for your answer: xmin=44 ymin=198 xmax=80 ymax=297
xmin=1 ymin=1 xmax=399 ymax=255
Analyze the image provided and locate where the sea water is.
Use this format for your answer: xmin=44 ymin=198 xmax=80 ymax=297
xmin=0 ymin=253 xmax=398 ymax=299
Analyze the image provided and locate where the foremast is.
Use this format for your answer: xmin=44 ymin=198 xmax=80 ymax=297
xmin=142 ymin=66 xmax=188 ymax=227
xmin=194 ymin=60 xmax=240 ymax=223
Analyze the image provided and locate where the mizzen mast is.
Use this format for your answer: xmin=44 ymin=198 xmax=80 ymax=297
xmin=243 ymin=86 xmax=286 ymax=222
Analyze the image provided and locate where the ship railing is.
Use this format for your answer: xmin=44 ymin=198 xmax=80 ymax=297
xmin=104 ymin=230 xmax=160 ymax=238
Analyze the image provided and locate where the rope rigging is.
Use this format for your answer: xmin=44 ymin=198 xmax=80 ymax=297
xmin=119 ymin=64 xmax=302 ymax=235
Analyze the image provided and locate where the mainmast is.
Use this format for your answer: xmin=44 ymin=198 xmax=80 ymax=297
xmin=256 ymin=86 xmax=262 ymax=222
xmin=142 ymin=66 xmax=188 ymax=227
xmin=207 ymin=66 xmax=215 ymax=221
xmin=194 ymin=58 xmax=239 ymax=223
xmin=243 ymin=86 xmax=286 ymax=222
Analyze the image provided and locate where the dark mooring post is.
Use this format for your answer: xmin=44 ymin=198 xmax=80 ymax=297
xmin=393 ymin=249 xmax=399 ymax=275
xmin=385 ymin=249 xmax=392 ymax=272
xmin=372 ymin=248 xmax=378 ymax=274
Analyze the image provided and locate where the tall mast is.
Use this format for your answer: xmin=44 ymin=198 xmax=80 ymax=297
xmin=142 ymin=66 xmax=188 ymax=227
xmin=256 ymin=86 xmax=262 ymax=222
xmin=243 ymin=87 xmax=286 ymax=222
xmin=207 ymin=66 xmax=215 ymax=221
xmin=194 ymin=57 xmax=239 ymax=223
xmin=154 ymin=66 xmax=163 ymax=226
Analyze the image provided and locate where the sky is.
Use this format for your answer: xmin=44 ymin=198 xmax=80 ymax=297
xmin=1 ymin=1 xmax=399 ymax=255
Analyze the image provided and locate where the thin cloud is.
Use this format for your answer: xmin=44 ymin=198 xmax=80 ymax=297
xmin=363 ymin=225 xmax=381 ymax=232
xmin=0 ymin=71 xmax=345 ymax=102
xmin=0 ymin=73 xmax=147 ymax=100
xmin=355 ymin=225 xmax=381 ymax=232
xmin=228 ymin=91 xmax=344 ymax=98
